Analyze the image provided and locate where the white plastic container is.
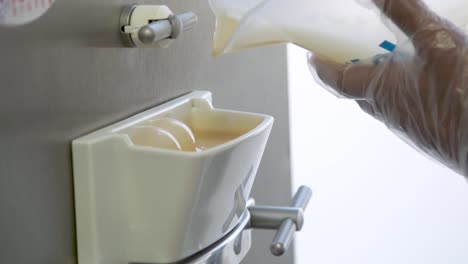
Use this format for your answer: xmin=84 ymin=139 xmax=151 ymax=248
xmin=72 ymin=91 xmax=274 ymax=264
xmin=210 ymin=0 xmax=468 ymax=63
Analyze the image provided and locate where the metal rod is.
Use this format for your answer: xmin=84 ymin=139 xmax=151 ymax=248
xmin=270 ymin=219 xmax=296 ymax=256
xmin=249 ymin=206 xmax=303 ymax=230
xmin=269 ymin=186 xmax=313 ymax=256
xmin=292 ymin=186 xmax=313 ymax=209
xmin=178 ymin=12 xmax=198 ymax=32
xmin=138 ymin=12 xmax=198 ymax=44
xmin=138 ymin=20 xmax=173 ymax=44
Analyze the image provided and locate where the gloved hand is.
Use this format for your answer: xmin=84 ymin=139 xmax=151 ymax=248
xmin=309 ymin=0 xmax=468 ymax=177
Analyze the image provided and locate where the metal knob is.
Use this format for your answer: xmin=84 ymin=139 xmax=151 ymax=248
xmin=271 ymin=186 xmax=312 ymax=256
xmin=248 ymin=186 xmax=313 ymax=256
xmin=138 ymin=12 xmax=198 ymax=44
xmin=120 ymin=4 xmax=198 ymax=47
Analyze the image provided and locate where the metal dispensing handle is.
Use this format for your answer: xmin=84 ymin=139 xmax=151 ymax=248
xmin=270 ymin=186 xmax=312 ymax=256
xmin=138 ymin=12 xmax=198 ymax=44
xmin=120 ymin=4 xmax=198 ymax=48
xmin=248 ymin=186 xmax=313 ymax=256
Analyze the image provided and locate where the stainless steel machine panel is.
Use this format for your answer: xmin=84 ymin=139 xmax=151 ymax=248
xmin=0 ymin=1 xmax=292 ymax=264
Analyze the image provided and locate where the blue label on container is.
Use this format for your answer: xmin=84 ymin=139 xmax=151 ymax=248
xmin=379 ymin=40 xmax=396 ymax=52
xmin=349 ymin=40 xmax=396 ymax=63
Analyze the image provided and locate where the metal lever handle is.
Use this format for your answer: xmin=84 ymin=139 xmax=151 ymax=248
xmin=270 ymin=186 xmax=312 ymax=256
xmin=248 ymin=186 xmax=312 ymax=256
xmin=138 ymin=12 xmax=198 ymax=44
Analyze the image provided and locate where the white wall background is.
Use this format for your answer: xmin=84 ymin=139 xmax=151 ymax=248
xmin=288 ymin=44 xmax=468 ymax=264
